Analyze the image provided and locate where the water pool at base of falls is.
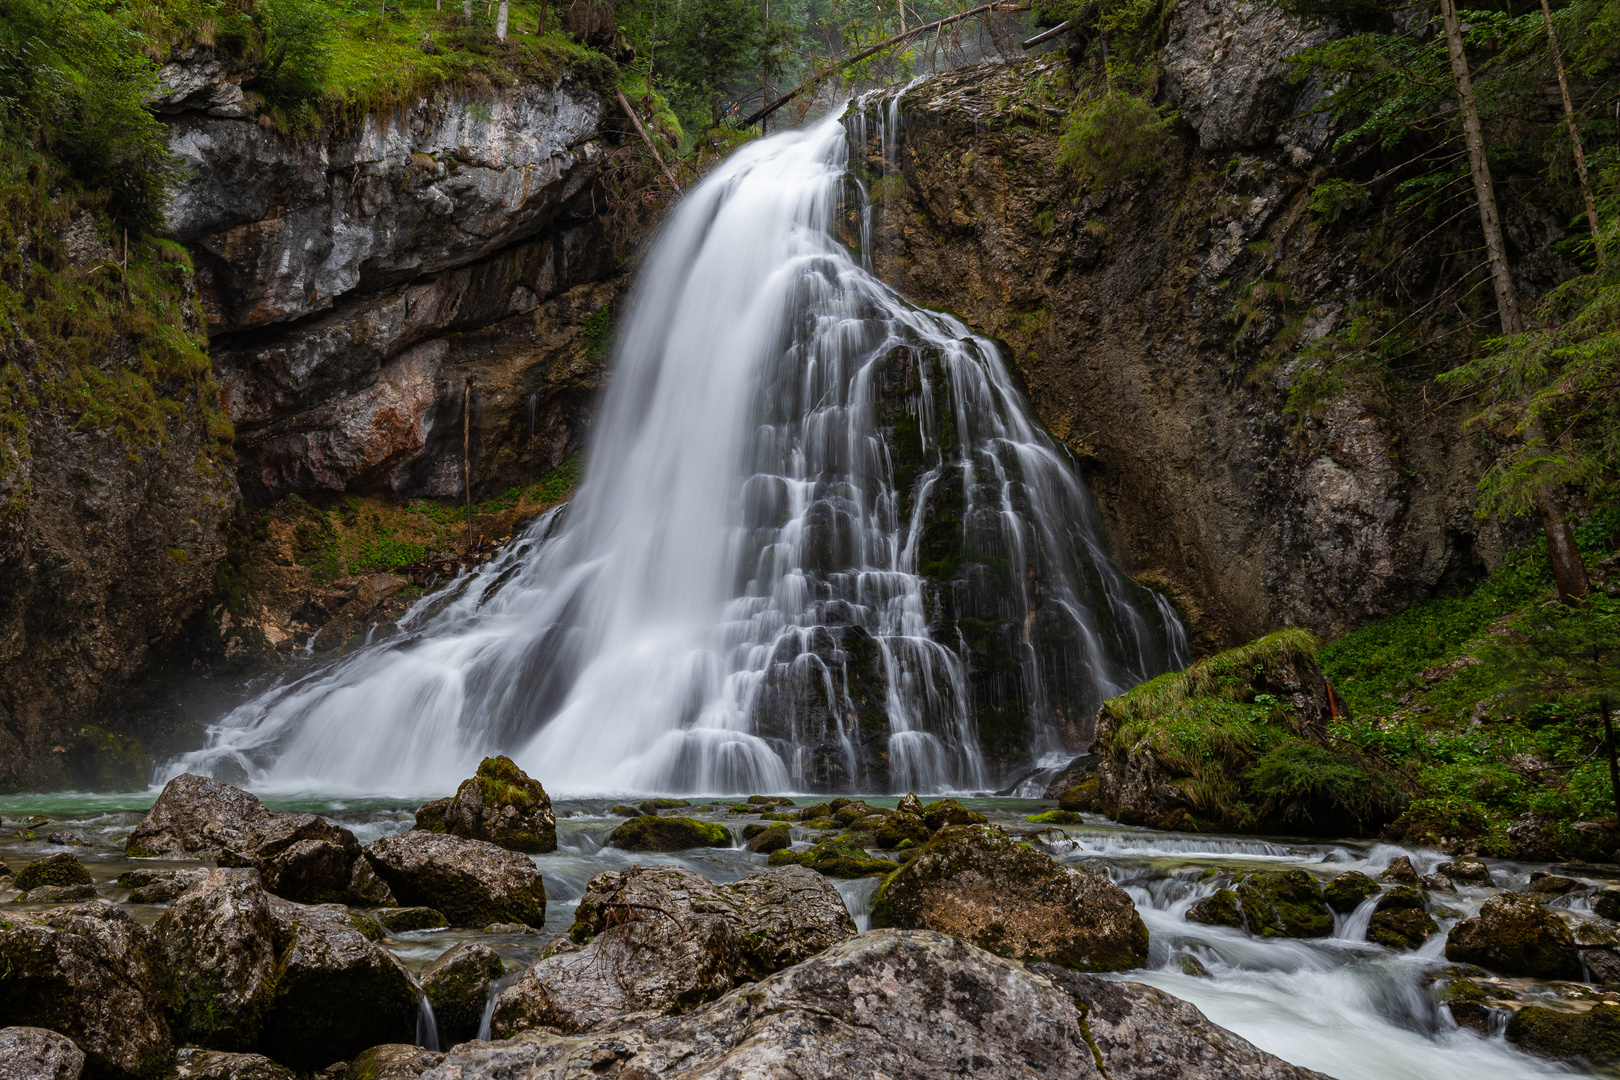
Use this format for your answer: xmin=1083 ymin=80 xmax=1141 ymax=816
xmin=1 ymin=793 xmax=1600 ymax=1079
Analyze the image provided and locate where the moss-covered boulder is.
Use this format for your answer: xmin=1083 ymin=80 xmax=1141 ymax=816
xmin=919 ymin=798 xmax=986 ymax=832
xmin=896 ymin=792 xmax=925 ymax=816
xmin=769 ymin=838 xmax=898 ymax=878
xmin=1367 ymin=887 xmax=1437 ymax=950
xmin=606 ymin=815 xmax=731 ymax=852
xmin=1445 ymin=891 xmax=1580 ymax=978
xmin=744 ymin=823 xmax=791 ymax=855
xmin=1024 ymin=810 xmax=1083 ymax=825
xmin=875 ymin=812 xmax=929 ymax=849
xmin=0 ymin=904 xmax=179 ymax=1080
xmin=413 ymin=756 xmax=556 ymax=854
xmin=370 ymin=907 xmax=448 ymax=933
xmin=1438 ymin=977 xmax=1496 ymax=1033
xmin=1322 ymin=871 xmax=1380 ymax=914
xmin=364 ymin=832 xmax=546 ymax=928
xmin=796 ymin=802 xmax=833 ymax=821
xmin=421 ymin=941 xmax=505 ymax=1044
xmin=1186 ymin=888 xmax=1244 ymax=929
xmin=1507 ymin=1003 xmax=1620 ymax=1064
xmin=1057 ymin=780 xmax=1100 ymax=813
xmin=1379 ymin=856 xmax=1421 ymax=885
xmin=1234 ymin=870 xmax=1331 ymax=939
xmin=870 ymin=827 xmax=1148 ymax=971
xmin=15 ymin=853 xmax=93 ymax=892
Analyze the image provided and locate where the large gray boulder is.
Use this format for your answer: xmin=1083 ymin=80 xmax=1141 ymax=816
xmin=363 ymin=831 xmax=546 ymax=929
xmin=154 ymin=869 xmax=417 ymax=1069
xmin=0 ymin=1028 xmax=86 ymax=1080
xmin=491 ymin=865 xmax=855 ymax=1037
xmin=421 ymin=942 xmax=506 ymax=1045
xmin=413 ymin=756 xmax=556 ymax=854
xmin=0 ymin=904 xmax=178 ymax=1080
xmin=125 ymin=775 xmax=359 ymax=905
xmin=1445 ymin=890 xmax=1581 ymax=979
xmin=431 ymin=931 xmax=1331 ymax=1080
xmin=870 ymin=826 xmax=1148 ymax=971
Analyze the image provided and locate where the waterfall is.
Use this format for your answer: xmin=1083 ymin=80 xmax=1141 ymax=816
xmin=167 ymin=101 xmax=1186 ymax=798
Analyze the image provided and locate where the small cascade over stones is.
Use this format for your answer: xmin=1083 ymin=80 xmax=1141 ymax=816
xmin=416 ymin=994 xmax=440 ymax=1052
xmin=170 ymin=99 xmax=1185 ymax=797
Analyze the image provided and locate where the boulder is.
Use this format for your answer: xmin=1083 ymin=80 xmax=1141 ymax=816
xmin=15 ymin=853 xmax=93 ymax=892
xmin=1507 ymin=1003 xmax=1620 ymax=1064
xmin=1322 ymin=870 xmax=1379 ymax=913
xmin=1438 ymin=977 xmax=1496 ymax=1033
xmin=493 ymin=865 xmax=856 ymax=1037
xmin=1587 ymin=948 xmax=1620 ymax=987
xmin=1379 ymin=855 xmax=1421 ymax=885
xmin=0 ymin=1027 xmax=86 ymax=1080
xmin=1058 ymin=779 xmax=1101 ymax=813
xmin=768 ymin=837 xmax=898 ymax=878
xmin=0 ymin=903 xmax=178 ymax=1080
xmin=896 ymin=792 xmax=925 ymax=816
xmin=870 ymin=826 xmax=1148 ymax=971
xmin=919 ymin=798 xmax=985 ymax=832
xmin=1445 ymin=890 xmax=1581 ymax=979
xmin=169 ymin=1049 xmax=294 ymax=1080
xmin=1367 ymin=886 xmax=1437 ymax=950
xmin=445 ymin=931 xmax=1329 ymax=1080
xmin=1437 ymin=859 xmax=1495 ymax=887
xmin=348 ymin=858 xmax=397 ymax=907
xmin=116 ymin=869 xmax=208 ymax=905
xmin=364 ymin=832 xmax=546 ymax=928
xmin=1597 ymin=885 xmax=1620 ymax=922
xmin=18 ymin=884 xmax=99 ymax=903
xmin=1530 ymin=871 xmax=1580 ymax=897
xmin=1024 ymin=810 xmax=1084 ymax=825
xmin=155 ymin=869 xmax=417 ymax=1068
xmin=874 ymin=811 xmax=928 ymax=848
xmin=421 ymin=942 xmax=505 ymax=1045
xmin=371 ymin=907 xmax=449 ymax=933
xmin=412 ymin=756 xmax=556 ymax=854
xmin=125 ymin=776 xmax=359 ymax=905
xmin=743 ymin=822 xmax=790 ymax=854
xmin=1234 ymin=870 xmax=1331 ymax=938
xmin=1186 ymin=888 xmax=1244 ymax=929
xmin=1510 ymin=813 xmax=1566 ymax=862
xmin=604 ymin=815 xmax=731 ymax=852
xmin=347 ymin=1045 xmax=443 ymax=1080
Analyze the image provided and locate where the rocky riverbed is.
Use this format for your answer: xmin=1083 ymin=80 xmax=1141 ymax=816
xmin=2 ymin=767 xmax=1614 ymax=1079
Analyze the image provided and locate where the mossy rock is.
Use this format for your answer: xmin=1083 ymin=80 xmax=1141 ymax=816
xmin=1369 ymin=906 xmax=1438 ymax=950
xmin=1445 ymin=891 xmax=1580 ymax=979
xmin=1321 ymin=870 xmax=1380 ymax=914
xmin=1507 ymin=1003 xmax=1620 ymax=1063
xmin=875 ymin=812 xmax=929 ymax=849
xmin=15 ymin=853 xmax=93 ymax=891
xmin=640 ymin=798 xmax=691 ymax=811
xmin=797 ymin=803 xmax=833 ymax=821
xmin=611 ymin=804 xmax=644 ymax=817
xmin=746 ymin=795 xmax=796 ymax=807
xmin=833 ymin=801 xmax=889 ymax=826
xmin=422 ymin=940 xmax=506 ymax=1043
xmin=607 ymin=816 xmax=732 ymax=852
xmin=1057 ymin=779 xmax=1100 ymax=813
xmin=372 ymin=906 xmax=449 ymax=933
xmin=741 ymin=823 xmax=770 ymax=841
xmin=920 ymin=798 xmax=986 ymax=832
xmin=1024 ymin=810 xmax=1083 ymax=825
xmin=1234 ymin=870 xmax=1331 ymax=938
xmin=1186 ymin=888 xmax=1244 ymax=929
xmin=803 ymin=817 xmax=841 ymax=830
xmin=768 ymin=838 xmax=897 ymax=878
xmin=745 ymin=823 xmax=792 ymax=855
xmin=415 ymin=755 xmax=557 ymax=854
xmin=1440 ymin=977 xmax=1496 ymax=1032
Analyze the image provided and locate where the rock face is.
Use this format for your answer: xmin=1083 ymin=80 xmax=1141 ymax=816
xmin=445 ymin=931 xmax=1329 ymax=1080
xmin=0 ymin=1028 xmax=86 ymax=1080
xmin=125 ymin=775 xmax=359 ymax=904
xmin=414 ymin=756 xmax=556 ymax=853
xmin=364 ymin=831 xmax=546 ymax=928
xmin=870 ymin=826 xmax=1149 ymax=971
xmin=0 ymin=903 xmax=179 ymax=1080
xmin=421 ymin=942 xmax=506 ymax=1046
xmin=155 ymin=869 xmax=417 ymax=1069
xmin=492 ymin=865 xmax=856 ymax=1037
xmin=1445 ymin=891 xmax=1581 ymax=979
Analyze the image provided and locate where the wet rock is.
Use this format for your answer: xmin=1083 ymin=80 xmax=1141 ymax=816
xmin=421 ymin=942 xmax=506 ymax=1044
xmin=1507 ymin=1003 xmax=1620 ymax=1064
xmin=1186 ymin=888 xmax=1245 ymax=929
xmin=743 ymin=822 xmax=790 ymax=854
xmin=48 ymin=832 xmax=90 ymax=846
xmin=1445 ymin=890 xmax=1581 ymax=979
xmin=745 ymin=795 xmax=796 ymax=808
xmin=609 ymin=805 xmax=643 ymax=817
xmin=896 ymin=792 xmax=925 ymax=816
xmin=1437 ymin=859 xmax=1495 ymax=887
xmin=364 ymin=832 xmax=546 ymax=928
xmin=768 ymin=838 xmax=898 ymax=878
xmin=1597 ymin=886 xmax=1620 ymax=922
xmin=1438 ymin=977 xmax=1496 ymax=1033
xmin=18 ymin=884 xmax=99 ymax=903
xmin=604 ymin=815 xmax=730 ymax=852
xmin=348 ymin=858 xmax=396 ymax=907
xmin=1058 ymin=779 xmax=1101 ymax=813
xmin=155 ymin=869 xmax=417 ymax=1067
xmin=1367 ymin=887 xmax=1437 ymax=950
xmin=170 ymin=1048 xmax=294 ymax=1080
xmin=412 ymin=756 xmax=556 ymax=854
xmin=1530 ymin=871 xmax=1580 ymax=897
xmin=1586 ymin=948 xmax=1620 ymax=987
xmin=874 ymin=811 xmax=928 ymax=848
xmin=125 ymin=776 xmax=360 ymax=905
xmin=919 ymin=797 xmax=985 ymax=832
xmin=0 ymin=1027 xmax=86 ymax=1080
xmin=116 ymin=869 xmax=208 ymax=905
xmin=457 ymin=931 xmax=1328 ymax=1080
xmin=481 ymin=922 xmax=541 ymax=935
xmin=0 ymin=903 xmax=178 ymax=1080
xmin=1379 ymin=855 xmax=1421 ymax=885
xmin=1175 ymin=952 xmax=1210 ymax=977
xmin=1024 ymin=809 xmax=1084 ymax=825
xmin=347 ymin=1045 xmax=442 ymax=1080
xmin=870 ymin=826 xmax=1148 ymax=971
xmin=15 ymin=853 xmax=93 ymax=892
xmin=371 ymin=907 xmax=448 ymax=934
xmin=1509 ymin=813 xmax=1565 ymax=862
xmin=1322 ymin=870 xmax=1380 ymax=913
xmin=1235 ymin=870 xmax=1332 ymax=939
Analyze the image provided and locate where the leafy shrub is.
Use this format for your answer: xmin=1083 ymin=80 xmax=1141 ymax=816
xmin=1057 ymin=90 xmax=1174 ymax=188
xmin=1245 ymin=738 xmax=1405 ymax=831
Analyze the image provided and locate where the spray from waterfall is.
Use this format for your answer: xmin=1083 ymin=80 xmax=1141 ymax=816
xmin=167 ymin=93 xmax=1186 ymax=797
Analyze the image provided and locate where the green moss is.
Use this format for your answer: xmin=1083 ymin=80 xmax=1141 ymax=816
xmin=66 ymin=724 xmax=150 ymax=792
xmin=1322 ymin=871 xmax=1380 ymax=913
xmin=606 ymin=815 xmax=731 ymax=852
xmin=1186 ymin=888 xmax=1245 ymax=929
xmin=769 ymin=838 xmax=898 ymax=878
xmin=1234 ymin=870 xmax=1332 ymax=939
xmin=14 ymin=853 xmax=93 ymax=890
xmin=1025 ymin=809 xmax=1084 ymax=825
xmin=1507 ymin=1004 xmax=1620 ymax=1063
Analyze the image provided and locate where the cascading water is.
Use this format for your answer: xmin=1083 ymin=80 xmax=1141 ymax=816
xmin=168 ymin=100 xmax=1185 ymax=797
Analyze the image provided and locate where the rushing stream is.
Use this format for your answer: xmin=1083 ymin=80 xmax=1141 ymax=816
xmin=0 ymin=793 xmax=1595 ymax=1079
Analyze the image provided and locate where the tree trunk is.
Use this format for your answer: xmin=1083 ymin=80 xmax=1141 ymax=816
xmin=496 ymin=0 xmax=509 ymax=39
xmin=1540 ymin=0 xmax=1604 ymax=263
xmin=464 ymin=0 xmax=473 ymax=19
xmin=1439 ymin=0 xmax=1522 ymax=336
